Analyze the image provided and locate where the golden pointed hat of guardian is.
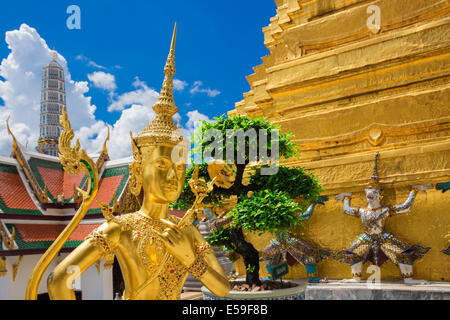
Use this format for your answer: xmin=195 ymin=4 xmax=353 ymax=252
xmin=367 ymin=152 xmax=381 ymax=189
xmin=132 ymin=23 xmax=184 ymax=150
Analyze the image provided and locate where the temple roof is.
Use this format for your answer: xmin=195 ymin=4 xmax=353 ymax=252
xmin=0 ymin=148 xmax=131 ymax=255
xmin=0 ymin=40 xmax=187 ymax=256
xmin=0 ymin=152 xmax=187 ymax=256
xmin=27 ymin=154 xmax=87 ymax=204
xmin=0 ymin=153 xmax=130 ymax=216
xmin=87 ymin=164 xmax=129 ymax=215
xmin=0 ymin=161 xmax=41 ymax=215
xmin=4 ymin=223 xmax=99 ymax=251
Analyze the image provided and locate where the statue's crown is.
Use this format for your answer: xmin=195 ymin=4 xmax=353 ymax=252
xmin=134 ymin=23 xmax=184 ymax=149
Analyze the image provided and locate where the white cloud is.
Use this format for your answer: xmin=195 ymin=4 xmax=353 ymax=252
xmin=0 ymin=23 xmax=158 ymax=160
xmin=185 ymin=110 xmax=211 ymax=137
xmin=75 ymin=54 xmax=107 ymax=70
xmin=189 ymin=81 xmax=221 ymax=97
xmin=88 ymin=71 xmax=117 ymax=92
xmin=76 ymin=104 xmax=156 ymax=159
xmin=107 ymin=77 xmax=159 ymax=112
xmin=0 ymin=24 xmax=97 ymax=155
xmin=173 ymin=78 xmax=188 ymax=91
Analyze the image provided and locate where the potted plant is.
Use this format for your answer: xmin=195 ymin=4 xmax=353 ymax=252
xmin=173 ymin=114 xmax=322 ymax=299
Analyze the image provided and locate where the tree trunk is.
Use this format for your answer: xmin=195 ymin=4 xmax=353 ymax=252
xmin=230 ymin=227 xmax=261 ymax=286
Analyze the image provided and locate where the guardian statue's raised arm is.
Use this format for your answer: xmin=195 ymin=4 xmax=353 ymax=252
xmin=392 ymin=184 xmax=432 ymax=215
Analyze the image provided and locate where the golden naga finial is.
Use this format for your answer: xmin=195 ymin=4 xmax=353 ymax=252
xmin=128 ymin=132 xmax=143 ymax=197
xmin=25 ymin=107 xmax=108 ymax=300
xmin=0 ymin=226 xmax=16 ymax=250
xmin=73 ymin=183 xmax=82 ymax=205
xmin=12 ymin=255 xmax=23 ymax=281
xmin=102 ymin=124 xmax=110 ymax=156
xmin=6 ymin=116 xmax=18 ymax=152
xmin=0 ymin=257 xmax=6 ymax=277
xmin=6 ymin=117 xmax=49 ymax=203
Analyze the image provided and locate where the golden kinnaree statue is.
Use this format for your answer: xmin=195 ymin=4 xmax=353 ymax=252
xmin=25 ymin=23 xmax=230 ymax=300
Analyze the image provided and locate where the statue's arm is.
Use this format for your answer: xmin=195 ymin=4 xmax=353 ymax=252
xmin=47 ymin=221 xmax=121 ymax=300
xmin=335 ymin=193 xmax=360 ymax=217
xmin=299 ymin=196 xmax=328 ymax=221
xmin=191 ymin=228 xmax=230 ymax=298
xmin=392 ymin=184 xmax=432 ymax=215
xmin=392 ymin=189 xmax=418 ymax=215
xmin=299 ymin=203 xmax=316 ymax=221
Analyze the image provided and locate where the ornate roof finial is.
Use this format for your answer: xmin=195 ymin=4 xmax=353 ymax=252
xmin=6 ymin=116 xmax=18 ymax=153
xmin=368 ymin=152 xmax=381 ymax=188
xmin=52 ymin=47 xmax=57 ymax=60
xmin=134 ymin=23 xmax=184 ymax=149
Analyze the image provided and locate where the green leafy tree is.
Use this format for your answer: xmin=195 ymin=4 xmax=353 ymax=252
xmin=173 ymin=114 xmax=322 ymax=286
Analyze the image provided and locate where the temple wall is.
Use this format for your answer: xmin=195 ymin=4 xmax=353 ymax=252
xmin=235 ymin=186 xmax=450 ymax=281
xmin=0 ymin=254 xmax=113 ymax=300
xmin=231 ymin=0 xmax=450 ymax=281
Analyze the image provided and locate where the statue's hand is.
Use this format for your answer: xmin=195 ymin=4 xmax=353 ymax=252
xmin=208 ymin=220 xmax=219 ymax=232
xmin=412 ymin=184 xmax=433 ymax=193
xmin=316 ymin=196 xmax=329 ymax=205
xmin=335 ymin=193 xmax=351 ymax=202
xmin=157 ymin=219 xmax=196 ymax=267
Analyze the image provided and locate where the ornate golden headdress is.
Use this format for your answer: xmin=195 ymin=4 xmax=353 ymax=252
xmin=128 ymin=23 xmax=186 ymax=197
xmin=133 ymin=22 xmax=184 ymax=149
xmin=367 ymin=152 xmax=381 ymax=189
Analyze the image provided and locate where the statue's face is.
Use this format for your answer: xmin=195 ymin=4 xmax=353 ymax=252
xmin=142 ymin=145 xmax=186 ymax=203
xmin=365 ymin=188 xmax=382 ymax=204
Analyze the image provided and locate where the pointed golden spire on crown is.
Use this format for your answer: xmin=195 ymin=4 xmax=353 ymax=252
xmin=367 ymin=152 xmax=381 ymax=188
xmin=135 ymin=23 xmax=183 ymax=148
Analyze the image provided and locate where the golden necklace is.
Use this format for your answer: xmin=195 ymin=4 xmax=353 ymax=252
xmin=115 ymin=212 xmax=188 ymax=299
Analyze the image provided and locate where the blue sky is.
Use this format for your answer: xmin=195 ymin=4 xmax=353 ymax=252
xmin=0 ymin=1 xmax=277 ymax=158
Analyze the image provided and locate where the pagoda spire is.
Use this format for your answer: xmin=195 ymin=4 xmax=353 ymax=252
xmin=37 ymin=47 xmax=66 ymax=156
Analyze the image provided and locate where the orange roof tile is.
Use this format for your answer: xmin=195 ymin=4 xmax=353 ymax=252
xmin=37 ymin=167 xmax=63 ymax=196
xmin=89 ymin=175 xmax=124 ymax=209
xmin=15 ymin=223 xmax=99 ymax=242
xmin=0 ymin=171 xmax=38 ymax=210
xmin=37 ymin=167 xmax=84 ymax=198
xmin=63 ymin=171 xmax=85 ymax=198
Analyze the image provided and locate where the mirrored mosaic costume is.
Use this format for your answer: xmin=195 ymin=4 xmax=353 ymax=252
xmin=333 ymin=153 xmax=431 ymax=282
xmin=260 ymin=198 xmax=332 ymax=282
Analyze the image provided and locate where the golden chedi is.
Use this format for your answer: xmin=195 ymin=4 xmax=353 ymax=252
xmin=26 ymin=24 xmax=230 ymax=300
xmin=230 ymin=0 xmax=450 ymax=281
